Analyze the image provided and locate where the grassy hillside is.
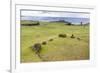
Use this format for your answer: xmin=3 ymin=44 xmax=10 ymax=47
xmin=20 ymin=21 xmax=89 ymax=63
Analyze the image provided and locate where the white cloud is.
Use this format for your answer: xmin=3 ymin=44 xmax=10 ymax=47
xmin=21 ymin=10 xmax=90 ymax=18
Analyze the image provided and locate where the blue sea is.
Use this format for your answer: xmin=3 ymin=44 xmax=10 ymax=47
xmin=21 ymin=16 xmax=90 ymax=24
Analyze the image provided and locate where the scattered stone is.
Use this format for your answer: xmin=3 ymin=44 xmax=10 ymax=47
xmin=32 ymin=43 xmax=41 ymax=53
xmin=70 ymin=34 xmax=75 ymax=38
xmin=42 ymin=41 xmax=47 ymax=45
xmin=58 ymin=34 xmax=67 ymax=38
xmin=77 ymin=37 xmax=81 ymax=40
xmin=49 ymin=38 xmax=53 ymax=41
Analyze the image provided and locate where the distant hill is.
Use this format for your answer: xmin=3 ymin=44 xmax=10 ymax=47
xmin=21 ymin=16 xmax=90 ymax=25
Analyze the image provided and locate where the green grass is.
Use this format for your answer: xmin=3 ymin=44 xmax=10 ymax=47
xmin=21 ymin=21 xmax=89 ymax=63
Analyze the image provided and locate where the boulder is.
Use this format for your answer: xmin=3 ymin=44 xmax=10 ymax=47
xmin=70 ymin=34 xmax=75 ymax=38
xmin=49 ymin=38 xmax=53 ymax=41
xmin=58 ymin=34 xmax=67 ymax=38
xmin=32 ymin=43 xmax=41 ymax=53
xmin=42 ymin=41 xmax=47 ymax=45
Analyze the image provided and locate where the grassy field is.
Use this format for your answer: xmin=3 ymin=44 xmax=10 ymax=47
xmin=21 ymin=21 xmax=89 ymax=63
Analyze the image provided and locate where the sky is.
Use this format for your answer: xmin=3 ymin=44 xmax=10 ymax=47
xmin=21 ymin=10 xmax=90 ymax=24
xmin=21 ymin=10 xmax=90 ymax=18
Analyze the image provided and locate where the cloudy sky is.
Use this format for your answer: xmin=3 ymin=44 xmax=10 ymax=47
xmin=21 ymin=10 xmax=90 ymax=18
xmin=21 ymin=10 xmax=90 ymax=24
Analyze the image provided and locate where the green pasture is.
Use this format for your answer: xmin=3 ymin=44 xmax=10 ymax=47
xmin=20 ymin=21 xmax=89 ymax=63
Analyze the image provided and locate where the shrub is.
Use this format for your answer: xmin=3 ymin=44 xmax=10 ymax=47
xmin=67 ymin=22 xmax=72 ymax=25
xmin=21 ymin=21 xmax=40 ymax=26
xmin=65 ymin=22 xmax=72 ymax=26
